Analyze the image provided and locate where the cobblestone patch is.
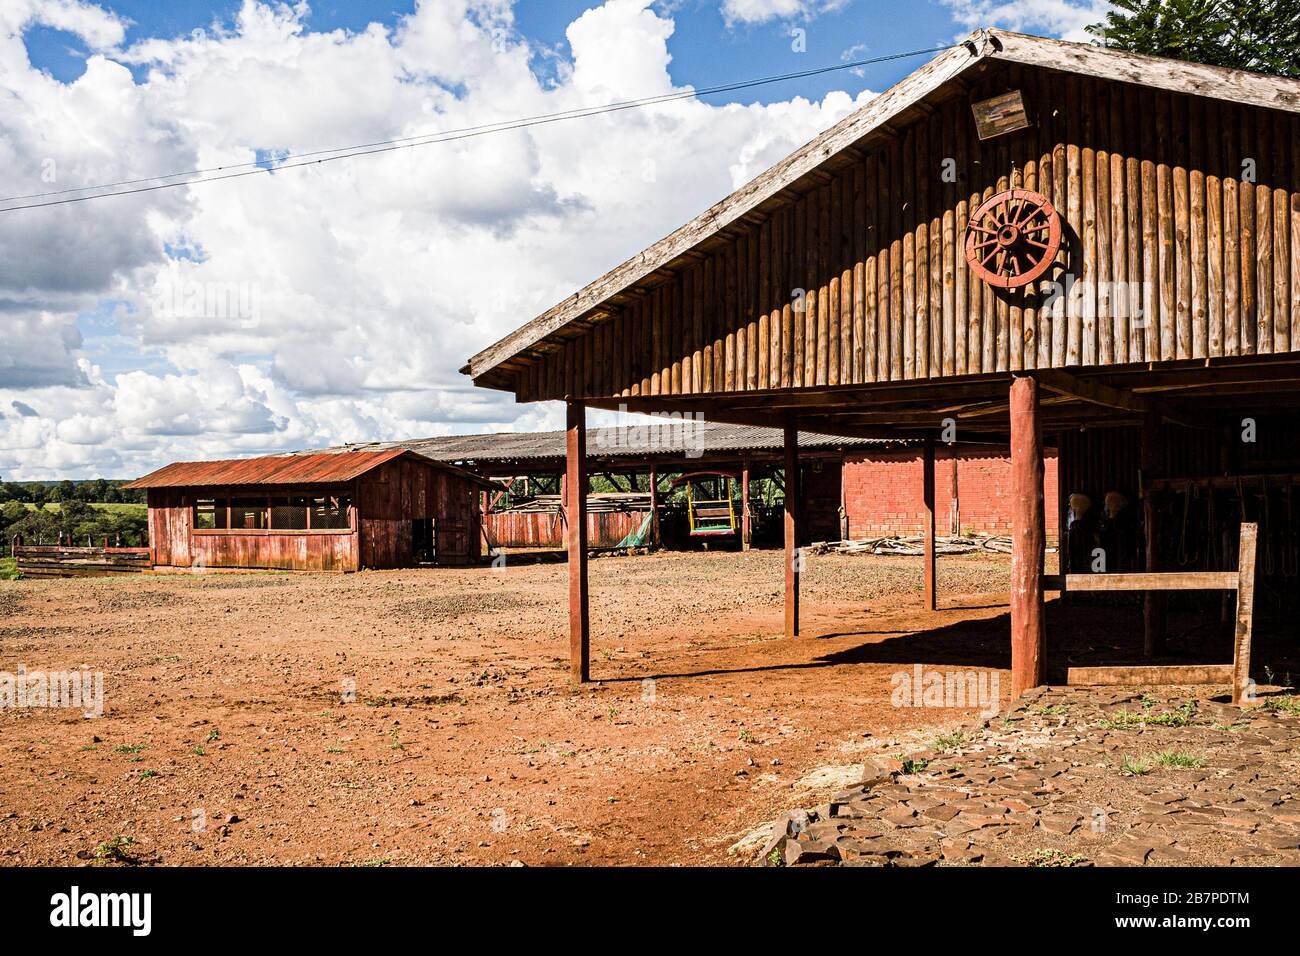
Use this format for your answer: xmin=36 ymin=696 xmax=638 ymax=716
xmin=747 ymin=686 xmax=1300 ymax=867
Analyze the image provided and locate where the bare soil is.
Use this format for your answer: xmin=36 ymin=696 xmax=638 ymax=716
xmin=0 ymin=550 xmax=1016 ymax=866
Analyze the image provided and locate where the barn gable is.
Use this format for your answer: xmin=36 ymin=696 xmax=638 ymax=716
xmin=463 ymin=29 xmax=1300 ymax=443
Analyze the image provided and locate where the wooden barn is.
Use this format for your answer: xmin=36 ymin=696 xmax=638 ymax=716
xmin=462 ymin=30 xmax=1300 ymax=699
xmin=125 ymin=449 xmax=489 ymax=571
xmin=334 ymin=423 xmax=1058 ymax=549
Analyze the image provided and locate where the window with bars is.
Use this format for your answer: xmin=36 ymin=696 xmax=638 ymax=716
xmin=193 ymin=497 xmax=229 ymax=530
xmin=191 ymin=494 xmax=350 ymax=531
xmin=231 ymin=498 xmax=269 ymax=530
xmin=310 ymin=495 xmax=351 ymax=529
xmin=270 ymin=496 xmax=311 ymax=530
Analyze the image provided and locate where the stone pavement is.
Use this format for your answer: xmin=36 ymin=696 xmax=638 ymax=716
xmin=749 ymin=687 xmax=1300 ymax=867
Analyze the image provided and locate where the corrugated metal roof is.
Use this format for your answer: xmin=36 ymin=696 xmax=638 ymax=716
xmin=299 ymin=422 xmax=913 ymax=465
xmin=124 ymin=449 xmax=492 ymax=489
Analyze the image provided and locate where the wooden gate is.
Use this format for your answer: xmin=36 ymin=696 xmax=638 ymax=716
xmin=1045 ymin=523 xmax=1257 ymax=704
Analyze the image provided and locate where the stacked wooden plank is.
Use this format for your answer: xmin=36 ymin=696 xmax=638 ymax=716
xmin=14 ymin=545 xmax=152 ymax=578
xmin=807 ymin=535 xmax=1014 ymax=556
xmin=494 ymin=493 xmax=652 ymax=514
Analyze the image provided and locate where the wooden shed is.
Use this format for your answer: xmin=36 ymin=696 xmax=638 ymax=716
xmin=462 ymin=30 xmax=1300 ymax=698
xmin=125 ymin=449 xmax=489 ymax=571
xmin=346 ymin=424 xmax=1057 ymax=548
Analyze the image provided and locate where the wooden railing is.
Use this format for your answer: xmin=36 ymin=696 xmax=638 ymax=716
xmin=1043 ymin=522 xmax=1257 ymax=704
xmin=11 ymin=535 xmax=152 ymax=579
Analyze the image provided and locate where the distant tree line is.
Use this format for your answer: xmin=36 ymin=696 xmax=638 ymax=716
xmin=1 ymin=479 xmax=148 ymax=549
xmin=0 ymin=479 xmax=145 ymax=506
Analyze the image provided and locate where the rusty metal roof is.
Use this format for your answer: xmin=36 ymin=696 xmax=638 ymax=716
xmin=124 ymin=449 xmax=492 ymax=489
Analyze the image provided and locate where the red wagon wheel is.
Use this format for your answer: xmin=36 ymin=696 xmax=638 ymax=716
xmin=964 ymin=188 xmax=1061 ymax=289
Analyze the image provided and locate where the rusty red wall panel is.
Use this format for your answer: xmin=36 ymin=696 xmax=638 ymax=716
xmin=358 ymin=460 xmax=479 ymax=565
xmin=146 ymin=489 xmax=192 ymax=568
xmin=189 ymin=531 xmax=358 ymax=572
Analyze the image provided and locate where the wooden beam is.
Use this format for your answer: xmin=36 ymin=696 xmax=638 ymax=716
xmin=1232 ymin=522 xmax=1258 ymax=705
xmin=1044 ymin=571 xmax=1239 ymax=591
xmin=1068 ymin=664 xmax=1234 ymax=686
xmin=922 ymin=438 xmax=936 ymax=610
xmin=1010 ymin=374 xmax=1045 ymax=698
xmin=565 ymin=400 xmax=590 ymax=684
xmin=1035 ymin=368 xmax=1194 ymax=427
xmin=784 ymin=417 xmax=800 ymax=638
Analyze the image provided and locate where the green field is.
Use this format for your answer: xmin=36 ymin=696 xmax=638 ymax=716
xmin=23 ymin=502 xmax=147 ymax=518
xmin=0 ymin=557 xmax=18 ymax=581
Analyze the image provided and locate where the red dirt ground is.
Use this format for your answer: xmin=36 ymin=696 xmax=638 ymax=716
xmin=1 ymin=549 xmax=1037 ymax=866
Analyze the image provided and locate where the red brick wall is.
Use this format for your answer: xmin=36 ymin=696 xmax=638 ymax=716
xmin=841 ymin=447 xmax=1058 ymax=542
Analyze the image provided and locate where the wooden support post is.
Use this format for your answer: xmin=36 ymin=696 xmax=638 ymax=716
xmin=741 ymin=458 xmax=752 ymax=551
xmin=1056 ymin=432 xmax=1069 ymax=606
xmin=784 ymin=417 xmax=800 ymax=638
xmin=648 ymin=464 xmax=660 ymax=548
xmin=1232 ymin=522 xmax=1257 ymax=705
xmin=1141 ymin=409 xmax=1166 ymax=657
xmin=1010 ymin=374 xmax=1046 ymax=698
xmin=922 ymin=438 xmax=936 ymax=610
xmin=949 ymin=448 xmax=960 ymax=536
xmin=565 ymin=400 xmax=590 ymax=684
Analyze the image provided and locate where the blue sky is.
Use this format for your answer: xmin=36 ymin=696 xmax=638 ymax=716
xmin=26 ymin=0 xmax=962 ymax=101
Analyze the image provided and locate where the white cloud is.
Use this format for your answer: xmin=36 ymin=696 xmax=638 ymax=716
xmin=941 ymin=0 xmax=1113 ymax=43
xmin=720 ymin=1 xmax=850 ymax=27
xmin=0 ymin=0 xmax=874 ymax=478
xmin=0 ymin=0 xmax=126 ymax=52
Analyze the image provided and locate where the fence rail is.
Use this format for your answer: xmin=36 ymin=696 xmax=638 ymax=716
xmin=11 ymin=534 xmax=152 ymax=578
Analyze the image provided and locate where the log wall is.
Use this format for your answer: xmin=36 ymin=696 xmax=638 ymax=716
xmin=514 ymin=67 xmax=1299 ymax=401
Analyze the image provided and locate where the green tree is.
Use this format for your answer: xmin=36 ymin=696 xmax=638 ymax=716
xmin=1088 ymin=0 xmax=1300 ymax=77
xmin=6 ymin=509 xmax=59 ymax=545
xmin=0 ymin=501 xmax=27 ymax=535
xmin=54 ymin=479 xmax=76 ymax=502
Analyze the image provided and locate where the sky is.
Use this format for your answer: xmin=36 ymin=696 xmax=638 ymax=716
xmin=0 ymin=0 xmax=1112 ymax=479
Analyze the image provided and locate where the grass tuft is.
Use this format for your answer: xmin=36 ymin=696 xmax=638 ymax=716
xmin=1153 ymin=749 xmax=1204 ymax=769
xmin=1118 ymin=756 xmax=1152 ymax=776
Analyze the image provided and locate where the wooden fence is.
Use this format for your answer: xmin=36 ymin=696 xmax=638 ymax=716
xmin=11 ymin=534 xmax=152 ymax=579
xmin=484 ymin=510 xmax=652 ymax=550
xmin=1044 ymin=522 xmax=1256 ymax=704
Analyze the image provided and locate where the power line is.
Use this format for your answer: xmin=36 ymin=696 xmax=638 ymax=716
xmin=0 ymin=43 xmax=954 ymax=214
